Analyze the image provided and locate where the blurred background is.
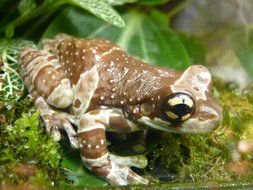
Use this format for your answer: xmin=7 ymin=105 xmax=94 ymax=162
xmin=172 ymin=0 xmax=253 ymax=88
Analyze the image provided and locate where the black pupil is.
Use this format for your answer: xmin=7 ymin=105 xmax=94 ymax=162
xmin=171 ymin=103 xmax=191 ymax=117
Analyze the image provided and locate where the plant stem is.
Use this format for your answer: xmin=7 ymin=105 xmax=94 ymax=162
xmin=167 ymin=0 xmax=193 ymax=19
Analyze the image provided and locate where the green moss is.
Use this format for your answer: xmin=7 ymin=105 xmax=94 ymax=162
xmin=0 ymin=93 xmax=63 ymax=186
xmin=0 ymin=39 xmax=65 ymax=186
xmin=149 ymin=80 xmax=253 ymax=183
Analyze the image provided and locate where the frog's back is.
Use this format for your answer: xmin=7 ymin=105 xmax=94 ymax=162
xmin=45 ymin=37 xmax=123 ymax=85
xmin=20 ymin=35 xmax=178 ymax=113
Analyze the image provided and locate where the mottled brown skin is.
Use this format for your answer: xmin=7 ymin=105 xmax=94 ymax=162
xmin=48 ymin=37 xmax=180 ymax=121
xmin=109 ymin=115 xmax=132 ymax=132
xmin=44 ymin=36 xmax=221 ymax=128
xmin=19 ymin=34 xmax=222 ymax=186
xmin=78 ymin=128 xmax=107 ymax=159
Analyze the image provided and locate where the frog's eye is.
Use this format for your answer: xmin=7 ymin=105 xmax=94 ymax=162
xmin=161 ymin=92 xmax=195 ymax=122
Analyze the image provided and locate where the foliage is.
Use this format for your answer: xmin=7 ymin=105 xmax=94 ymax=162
xmin=149 ymin=133 xmax=231 ymax=182
xmin=179 ymin=34 xmax=205 ymax=65
xmin=0 ymin=39 xmax=35 ymax=101
xmin=18 ymin=0 xmax=37 ymax=16
xmin=0 ymin=99 xmax=63 ymax=185
xmin=1 ymin=0 xmax=133 ymax=38
xmin=43 ymin=7 xmax=191 ymax=69
xmin=232 ymin=30 xmax=253 ymax=80
xmin=66 ymin=0 xmax=125 ymax=28
xmin=104 ymin=0 xmax=138 ymax=6
xmin=138 ymin=0 xmax=170 ymax=5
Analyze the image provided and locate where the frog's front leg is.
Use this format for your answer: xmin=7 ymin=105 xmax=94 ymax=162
xmin=20 ymin=48 xmax=78 ymax=148
xmin=34 ymin=94 xmax=78 ymax=148
xmin=77 ymin=109 xmax=148 ymax=185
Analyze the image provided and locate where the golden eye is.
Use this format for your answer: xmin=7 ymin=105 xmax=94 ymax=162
xmin=140 ymin=102 xmax=155 ymax=116
xmin=161 ymin=92 xmax=195 ymax=122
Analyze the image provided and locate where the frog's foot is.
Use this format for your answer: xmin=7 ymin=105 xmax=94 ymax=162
xmin=53 ymin=112 xmax=79 ymax=149
xmin=105 ymin=161 xmax=149 ymax=185
xmin=35 ymin=96 xmax=78 ymax=148
xmin=107 ymin=154 xmax=149 ymax=185
xmin=77 ymin=109 xmax=149 ymax=185
xmin=110 ymin=154 xmax=148 ymax=169
xmin=35 ymin=96 xmax=61 ymax=141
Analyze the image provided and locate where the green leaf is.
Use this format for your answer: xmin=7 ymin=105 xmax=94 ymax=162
xmin=1 ymin=111 xmax=62 ymax=183
xmin=5 ymin=23 xmax=15 ymax=38
xmin=18 ymin=0 xmax=37 ymax=16
xmin=67 ymin=0 xmax=125 ymax=27
xmin=179 ymin=34 xmax=205 ymax=64
xmin=0 ymin=39 xmax=35 ymax=101
xmin=3 ymin=0 xmax=125 ymax=38
xmin=149 ymin=8 xmax=169 ymax=26
xmin=42 ymin=7 xmax=190 ymax=69
xmin=138 ymin=0 xmax=170 ymax=5
xmin=232 ymin=31 xmax=253 ymax=80
xmin=103 ymin=0 xmax=138 ymax=6
xmin=0 ymin=0 xmax=9 ymax=9
xmin=61 ymin=152 xmax=107 ymax=186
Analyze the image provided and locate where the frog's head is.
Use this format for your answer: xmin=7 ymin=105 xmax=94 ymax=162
xmin=138 ymin=65 xmax=222 ymax=134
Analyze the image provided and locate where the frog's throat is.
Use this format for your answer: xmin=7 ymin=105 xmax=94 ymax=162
xmin=138 ymin=116 xmax=177 ymax=133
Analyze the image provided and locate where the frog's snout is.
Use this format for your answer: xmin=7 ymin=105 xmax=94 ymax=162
xmin=209 ymin=100 xmax=223 ymax=129
xmin=213 ymin=106 xmax=223 ymax=129
xmin=180 ymin=102 xmax=222 ymax=134
xmin=207 ymin=110 xmax=222 ymax=131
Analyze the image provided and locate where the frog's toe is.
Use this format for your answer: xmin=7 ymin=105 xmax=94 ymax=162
xmin=117 ymin=167 xmax=148 ymax=185
xmin=60 ymin=119 xmax=78 ymax=148
xmin=126 ymin=169 xmax=149 ymax=185
xmin=42 ymin=115 xmax=61 ymax=141
xmin=107 ymin=162 xmax=148 ymax=186
xmin=69 ymin=137 xmax=79 ymax=149
xmin=53 ymin=113 xmax=79 ymax=149
xmin=51 ymin=127 xmax=61 ymax=141
xmin=110 ymin=154 xmax=148 ymax=169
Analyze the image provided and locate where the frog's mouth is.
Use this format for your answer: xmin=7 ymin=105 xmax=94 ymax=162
xmin=138 ymin=116 xmax=179 ymax=133
xmin=138 ymin=116 xmax=220 ymax=134
xmin=179 ymin=117 xmax=220 ymax=134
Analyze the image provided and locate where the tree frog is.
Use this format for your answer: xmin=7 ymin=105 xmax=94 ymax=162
xmin=19 ymin=34 xmax=222 ymax=185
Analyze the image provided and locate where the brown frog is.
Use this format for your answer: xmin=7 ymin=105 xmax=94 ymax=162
xmin=19 ymin=34 xmax=222 ymax=185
